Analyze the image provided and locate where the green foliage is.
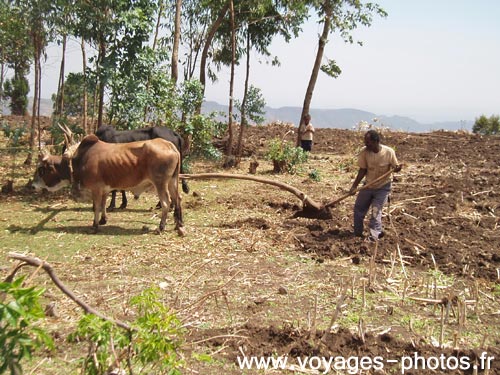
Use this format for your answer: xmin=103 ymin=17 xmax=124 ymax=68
xmin=472 ymin=114 xmax=499 ymax=135
xmin=308 ymin=168 xmax=321 ymax=182
xmin=52 ymin=72 xmax=96 ymax=117
xmin=0 ymin=2 xmax=32 ymax=115
xmin=173 ymin=80 xmax=226 ymax=160
xmin=107 ymin=47 xmax=170 ymax=128
xmin=70 ymin=315 xmax=125 ymax=375
xmin=71 ymin=287 xmax=186 ymax=375
xmin=188 ymin=113 xmax=226 ymax=160
xmin=3 ymin=76 xmax=30 ymax=116
xmin=129 ymin=287 xmax=185 ymax=373
xmin=1 ymin=121 xmax=28 ymax=152
xmin=265 ymin=138 xmax=308 ymax=174
xmin=320 ymin=59 xmax=342 ymax=78
xmin=235 ymin=85 xmax=266 ymax=125
xmin=0 ymin=277 xmax=54 ymax=374
xmin=48 ymin=119 xmax=85 ymax=153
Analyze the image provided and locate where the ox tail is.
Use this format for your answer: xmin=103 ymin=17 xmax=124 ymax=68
xmin=173 ymin=153 xmax=184 ymax=228
xmin=180 ymin=135 xmax=190 ymax=194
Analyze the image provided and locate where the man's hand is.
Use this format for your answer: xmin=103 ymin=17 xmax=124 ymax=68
xmin=348 ymin=186 xmax=357 ymax=196
xmin=393 ymin=164 xmax=403 ymax=173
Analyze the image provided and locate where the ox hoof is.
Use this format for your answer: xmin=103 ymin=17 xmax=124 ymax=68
xmin=90 ymin=226 xmax=99 ymax=234
xmin=99 ymin=217 xmax=107 ymax=225
xmin=119 ymin=204 xmax=127 ymax=210
xmin=107 ymin=206 xmax=115 ymax=212
xmin=176 ymin=226 xmax=186 ymax=237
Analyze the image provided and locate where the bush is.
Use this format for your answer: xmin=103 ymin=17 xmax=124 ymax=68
xmin=71 ymin=287 xmax=186 ymax=375
xmin=472 ymin=114 xmax=499 ymax=135
xmin=1 ymin=121 xmax=28 ymax=153
xmin=0 ymin=277 xmax=54 ymax=374
xmin=265 ymin=138 xmax=308 ymax=174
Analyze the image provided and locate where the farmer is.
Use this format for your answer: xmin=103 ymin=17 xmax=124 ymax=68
xmin=299 ymin=113 xmax=315 ymax=152
xmin=348 ymin=130 xmax=402 ymax=241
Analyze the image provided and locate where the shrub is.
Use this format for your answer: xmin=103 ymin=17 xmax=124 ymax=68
xmin=0 ymin=277 xmax=54 ymax=374
xmin=472 ymin=114 xmax=499 ymax=135
xmin=71 ymin=287 xmax=186 ymax=375
xmin=265 ymin=138 xmax=308 ymax=174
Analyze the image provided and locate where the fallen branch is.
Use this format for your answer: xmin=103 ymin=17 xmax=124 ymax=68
xmin=409 ymin=296 xmax=476 ymax=305
xmin=7 ymin=252 xmax=131 ymax=331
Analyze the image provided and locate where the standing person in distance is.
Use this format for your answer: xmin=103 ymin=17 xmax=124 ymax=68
xmin=299 ymin=113 xmax=315 ymax=152
xmin=349 ymin=130 xmax=402 ymax=241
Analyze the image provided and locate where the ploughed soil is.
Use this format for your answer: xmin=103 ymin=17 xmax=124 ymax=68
xmin=197 ymin=125 xmax=500 ymax=374
xmin=1 ymin=116 xmax=499 ymax=374
xmin=241 ymin=124 xmax=500 ymax=282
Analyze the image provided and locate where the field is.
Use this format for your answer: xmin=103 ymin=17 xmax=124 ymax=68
xmin=1 ymin=117 xmax=499 ymax=374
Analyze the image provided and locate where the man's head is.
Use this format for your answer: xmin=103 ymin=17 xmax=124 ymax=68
xmin=364 ymin=130 xmax=381 ymax=152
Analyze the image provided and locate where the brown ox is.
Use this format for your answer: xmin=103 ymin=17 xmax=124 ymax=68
xmin=33 ymin=135 xmax=184 ymax=235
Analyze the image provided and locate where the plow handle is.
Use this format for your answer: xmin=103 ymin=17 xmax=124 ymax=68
xmin=324 ymin=169 xmax=395 ymax=209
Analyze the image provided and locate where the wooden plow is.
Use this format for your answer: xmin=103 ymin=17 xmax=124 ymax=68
xmin=179 ymin=169 xmax=394 ymax=220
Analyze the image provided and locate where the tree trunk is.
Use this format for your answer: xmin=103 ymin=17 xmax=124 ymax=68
xmin=97 ymin=36 xmax=106 ymax=128
xmin=171 ymin=0 xmax=181 ymax=84
xmin=235 ymin=30 xmax=251 ymax=164
xmin=0 ymin=62 xmax=4 ymax=115
xmin=36 ymin=63 xmax=41 ymax=149
xmin=198 ymin=1 xmax=230 ymax=113
xmin=55 ymin=34 xmax=67 ymax=116
xmin=143 ymin=0 xmax=166 ymax=122
xmin=81 ymin=38 xmax=88 ymax=133
xmin=225 ymin=0 xmax=235 ymax=157
xmin=26 ymin=34 xmax=42 ymax=165
xmin=297 ymin=0 xmax=332 ymax=146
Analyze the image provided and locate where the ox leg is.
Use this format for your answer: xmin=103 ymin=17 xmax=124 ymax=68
xmin=108 ymin=190 xmax=117 ymax=211
xmin=168 ymin=179 xmax=185 ymax=236
xmin=99 ymin=193 xmax=108 ymax=225
xmin=92 ymin=192 xmax=102 ymax=232
xmin=181 ymin=178 xmax=190 ymax=194
xmin=156 ymin=185 xmax=171 ymax=232
xmin=119 ymin=190 xmax=127 ymax=209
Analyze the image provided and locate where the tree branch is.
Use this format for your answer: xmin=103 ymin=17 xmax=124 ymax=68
xmin=7 ymin=252 xmax=131 ymax=331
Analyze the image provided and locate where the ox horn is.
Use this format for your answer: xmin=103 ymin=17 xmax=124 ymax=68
xmin=38 ymin=148 xmax=50 ymax=162
xmin=58 ymin=123 xmax=74 ymax=148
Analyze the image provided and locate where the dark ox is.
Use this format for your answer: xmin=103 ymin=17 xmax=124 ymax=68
xmin=95 ymin=125 xmax=189 ymax=210
xmin=33 ymin=135 xmax=184 ymax=235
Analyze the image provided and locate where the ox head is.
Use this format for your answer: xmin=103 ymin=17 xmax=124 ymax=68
xmin=32 ymin=124 xmax=76 ymax=192
xmin=32 ymin=152 xmax=71 ymax=191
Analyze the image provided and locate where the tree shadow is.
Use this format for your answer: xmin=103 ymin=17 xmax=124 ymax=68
xmin=8 ymin=223 xmax=161 ymax=236
xmin=8 ymin=206 xmax=164 ymax=235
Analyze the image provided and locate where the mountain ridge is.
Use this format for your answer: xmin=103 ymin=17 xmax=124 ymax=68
xmin=2 ymin=98 xmax=472 ymax=133
xmin=202 ymin=101 xmax=473 ymax=133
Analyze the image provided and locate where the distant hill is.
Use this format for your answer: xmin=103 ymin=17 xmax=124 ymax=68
xmin=1 ymin=97 xmax=53 ymax=117
xmin=202 ymin=101 xmax=473 ymax=133
xmin=1 ymin=98 xmax=472 ymax=133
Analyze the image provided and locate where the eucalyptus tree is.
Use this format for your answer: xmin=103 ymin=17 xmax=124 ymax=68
xmin=297 ymin=0 xmax=386 ymax=145
xmin=71 ymin=0 xmax=156 ymax=129
xmin=10 ymin=0 xmax=57 ymax=164
xmin=0 ymin=1 xmax=32 ymax=116
xmin=53 ymin=0 xmax=77 ymax=117
xmin=211 ymin=0 xmax=308 ymax=157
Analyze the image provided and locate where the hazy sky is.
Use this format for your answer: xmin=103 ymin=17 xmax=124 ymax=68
xmin=33 ymin=0 xmax=499 ymax=123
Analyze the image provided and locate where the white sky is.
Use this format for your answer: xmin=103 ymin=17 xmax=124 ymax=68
xmin=32 ymin=0 xmax=499 ymax=123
